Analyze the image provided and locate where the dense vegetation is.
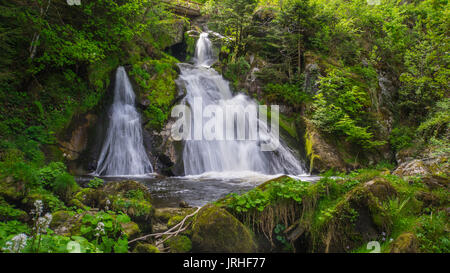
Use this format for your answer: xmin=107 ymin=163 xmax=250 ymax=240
xmin=206 ymin=0 xmax=448 ymax=157
xmin=0 ymin=0 xmax=448 ymax=253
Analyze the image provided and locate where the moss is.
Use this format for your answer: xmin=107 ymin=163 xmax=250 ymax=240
xmin=133 ymin=243 xmax=160 ymax=253
xmin=87 ymin=56 xmax=120 ymax=94
xmin=167 ymin=215 xmax=185 ymax=228
xmin=73 ymin=188 xmax=100 ymax=208
xmin=389 ymin=232 xmax=419 ymax=253
xmin=120 ymin=221 xmax=141 ymax=240
xmin=184 ymin=32 xmax=197 ymax=61
xmin=191 ymin=204 xmax=257 ymax=252
xmin=305 ymin=131 xmax=320 ymax=173
xmin=50 ymin=210 xmax=75 ymax=229
xmin=167 ymin=235 xmax=192 ymax=253
xmin=129 ymin=57 xmax=179 ymax=130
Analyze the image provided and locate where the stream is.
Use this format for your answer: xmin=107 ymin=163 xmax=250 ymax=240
xmin=76 ymin=173 xmax=319 ymax=208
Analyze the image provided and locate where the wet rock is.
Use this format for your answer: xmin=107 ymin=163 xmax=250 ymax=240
xmin=389 ymin=233 xmax=419 ymax=253
xmin=179 ymin=201 xmax=190 ymax=208
xmin=191 ymin=205 xmax=257 ymax=253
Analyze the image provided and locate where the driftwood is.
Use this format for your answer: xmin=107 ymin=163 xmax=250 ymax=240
xmin=128 ymin=206 xmax=201 ymax=246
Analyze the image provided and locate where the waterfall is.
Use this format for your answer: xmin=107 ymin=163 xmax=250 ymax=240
xmin=178 ymin=33 xmax=306 ymax=175
xmin=95 ymin=66 xmax=153 ymax=176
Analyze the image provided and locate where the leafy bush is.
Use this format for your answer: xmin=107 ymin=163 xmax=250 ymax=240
xmin=52 ymin=173 xmax=79 ymax=202
xmin=87 ymin=177 xmax=104 ymax=189
xmin=38 ymin=162 xmax=67 ymax=188
xmin=389 ymin=126 xmax=414 ymax=151
xmin=80 ymin=211 xmax=130 ymax=253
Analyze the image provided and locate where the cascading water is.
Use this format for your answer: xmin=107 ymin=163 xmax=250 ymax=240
xmin=178 ymin=33 xmax=306 ymax=176
xmin=95 ymin=66 xmax=153 ymax=176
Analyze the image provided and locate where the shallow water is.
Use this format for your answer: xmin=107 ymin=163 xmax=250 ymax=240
xmin=76 ymin=173 xmax=320 ymax=208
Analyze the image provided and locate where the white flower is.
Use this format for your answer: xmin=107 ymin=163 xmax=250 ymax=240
xmin=31 ymin=200 xmax=43 ymax=216
xmin=95 ymin=222 xmax=105 ymax=236
xmin=35 ymin=213 xmax=52 ymax=235
xmin=2 ymin=233 xmax=28 ymax=253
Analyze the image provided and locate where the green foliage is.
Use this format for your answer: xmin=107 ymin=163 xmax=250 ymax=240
xmin=416 ymin=211 xmax=450 ymax=253
xmin=263 ymin=82 xmax=310 ymax=107
xmin=227 ymin=177 xmax=310 ymax=213
xmin=52 ymin=173 xmax=79 ymax=202
xmin=80 ymin=211 xmax=130 ymax=253
xmin=87 ymin=177 xmax=104 ymax=189
xmin=389 ymin=126 xmax=415 ymax=151
xmin=0 ymin=221 xmax=30 ymax=250
xmin=224 ymin=57 xmax=250 ymax=86
xmin=417 ymin=98 xmax=450 ymax=140
xmin=130 ymin=56 xmax=179 ymax=130
xmin=311 ymin=68 xmax=384 ymax=149
xmin=38 ymin=162 xmax=67 ymax=188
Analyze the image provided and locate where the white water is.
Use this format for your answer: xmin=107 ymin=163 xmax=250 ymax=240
xmin=179 ymin=33 xmax=306 ymax=176
xmin=95 ymin=66 xmax=153 ymax=176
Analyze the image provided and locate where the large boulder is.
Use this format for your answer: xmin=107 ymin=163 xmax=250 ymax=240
xmin=191 ymin=205 xmax=257 ymax=253
xmin=393 ymin=156 xmax=448 ymax=177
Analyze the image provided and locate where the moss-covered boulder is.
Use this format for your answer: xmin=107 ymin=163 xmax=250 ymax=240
xmin=318 ymin=185 xmax=392 ymax=252
xmin=120 ymin=221 xmax=141 ymax=240
xmin=133 ymin=243 xmax=160 ymax=253
xmin=363 ymin=177 xmax=397 ymax=201
xmin=389 ymin=233 xmax=419 ymax=253
xmin=167 ymin=235 xmax=192 ymax=253
xmin=50 ymin=210 xmax=74 ymax=230
xmin=191 ymin=205 xmax=257 ymax=253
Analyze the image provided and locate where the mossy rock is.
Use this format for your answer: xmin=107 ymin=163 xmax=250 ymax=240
xmin=133 ymin=243 xmax=160 ymax=253
xmin=319 ymin=185 xmax=392 ymax=252
xmin=50 ymin=210 xmax=74 ymax=229
xmin=389 ymin=233 xmax=419 ymax=253
xmin=111 ymin=196 xmax=154 ymax=233
xmin=120 ymin=221 xmax=141 ymax=240
xmin=363 ymin=177 xmax=397 ymax=201
xmin=154 ymin=207 xmax=196 ymax=222
xmin=167 ymin=235 xmax=192 ymax=253
xmin=102 ymin=180 xmax=152 ymax=201
xmin=73 ymin=188 xmax=102 ymax=208
xmin=191 ymin=204 xmax=257 ymax=253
